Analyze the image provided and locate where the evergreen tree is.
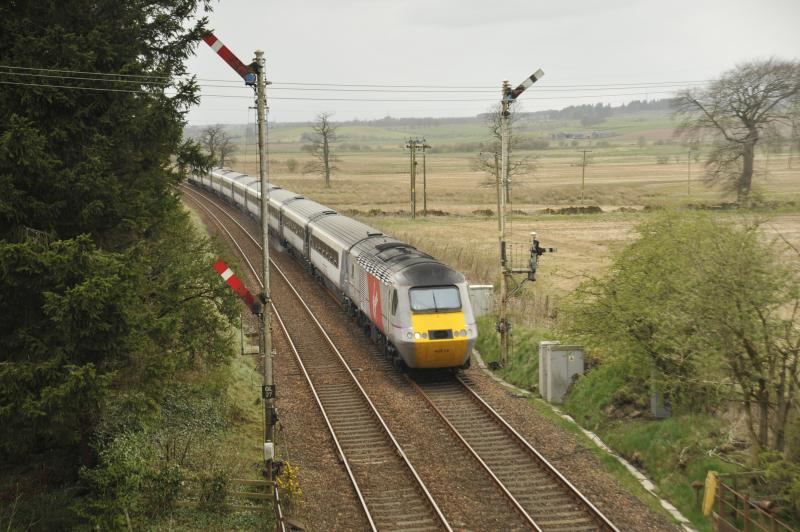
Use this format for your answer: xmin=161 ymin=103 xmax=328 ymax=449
xmin=0 ymin=0 xmax=236 ymax=476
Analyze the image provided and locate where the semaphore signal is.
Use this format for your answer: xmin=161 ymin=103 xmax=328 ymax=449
xmin=202 ymin=33 xmax=257 ymax=86
xmin=202 ymin=34 xmax=277 ymax=489
xmin=212 ymin=259 xmax=261 ymax=315
xmin=509 ymin=69 xmax=545 ymax=100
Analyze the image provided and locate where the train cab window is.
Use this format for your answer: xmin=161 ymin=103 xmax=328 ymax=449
xmin=409 ymin=286 xmax=461 ymax=313
xmin=391 ymin=289 xmax=398 ymax=315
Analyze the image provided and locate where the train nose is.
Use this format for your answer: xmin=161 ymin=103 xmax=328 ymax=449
xmin=409 ymin=312 xmax=473 ymax=368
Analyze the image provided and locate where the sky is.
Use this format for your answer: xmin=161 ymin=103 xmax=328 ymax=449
xmin=185 ymin=0 xmax=800 ymax=125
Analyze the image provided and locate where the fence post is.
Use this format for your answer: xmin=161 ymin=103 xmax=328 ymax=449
xmin=743 ymin=494 xmax=750 ymax=532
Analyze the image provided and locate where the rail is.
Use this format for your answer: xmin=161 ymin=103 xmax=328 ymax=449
xmin=409 ymin=373 xmax=619 ymax=531
xmin=181 ymin=183 xmax=452 ymax=531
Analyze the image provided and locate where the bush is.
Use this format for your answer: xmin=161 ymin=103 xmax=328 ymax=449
xmin=142 ymin=464 xmax=183 ymax=516
xmin=762 ymin=452 xmax=800 ymax=520
xmin=198 ymin=472 xmax=230 ymax=513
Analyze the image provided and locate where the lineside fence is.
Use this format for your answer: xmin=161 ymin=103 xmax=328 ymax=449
xmin=177 ymin=477 xmax=288 ymax=531
xmin=706 ymin=472 xmax=795 ymax=531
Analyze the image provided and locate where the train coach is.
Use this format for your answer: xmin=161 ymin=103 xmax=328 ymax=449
xmin=189 ymin=168 xmax=477 ymax=370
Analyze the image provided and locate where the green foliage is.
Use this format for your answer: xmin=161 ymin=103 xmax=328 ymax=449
xmin=0 ymin=1 xmax=261 ymax=529
xmin=80 ymin=380 xmax=231 ymax=526
xmin=475 ymin=314 xmax=554 ymax=390
xmin=563 ymin=360 xmax=648 ymax=431
xmin=559 ymin=210 xmax=800 ymax=455
xmin=77 ymin=431 xmax=160 ymax=529
xmin=0 ymin=1 xmax=211 ymax=244
xmin=762 ymin=452 xmax=800 ymax=519
xmin=198 ymin=472 xmax=230 ymax=513
xmin=563 ymin=359 xmax=740 ymax=531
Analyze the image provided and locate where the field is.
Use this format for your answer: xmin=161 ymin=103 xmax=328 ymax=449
xmin=201 ymin=110 xmax=800 ymax=325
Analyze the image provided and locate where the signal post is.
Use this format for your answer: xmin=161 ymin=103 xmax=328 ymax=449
xmin=203 ymin=34 xmax=276 ymax=490
xmin=497 ymin=69 xmax=547 ymax=366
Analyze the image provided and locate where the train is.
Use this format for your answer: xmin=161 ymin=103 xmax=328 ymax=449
xmin=189 ymin=168 xmax=477 ymax=370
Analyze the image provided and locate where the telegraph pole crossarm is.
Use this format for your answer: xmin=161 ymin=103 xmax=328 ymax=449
xmin=497 ymin=68 xmax=544 ymax=367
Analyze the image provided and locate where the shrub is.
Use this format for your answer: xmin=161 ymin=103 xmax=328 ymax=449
xmin=198 ymin=472 xmax=230 ymax=513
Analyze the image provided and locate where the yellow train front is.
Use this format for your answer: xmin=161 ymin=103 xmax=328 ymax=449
xmin=353 ymin=247 xmax=477 ymax=369
xmin=394 ymin=283 xmax=476 ymax=368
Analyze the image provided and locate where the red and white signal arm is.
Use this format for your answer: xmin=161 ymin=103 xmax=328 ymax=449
xmin=203 ymin=33 xmax=257 ymax=85
xmin=213 ymin=259 xmax=261 ymax=314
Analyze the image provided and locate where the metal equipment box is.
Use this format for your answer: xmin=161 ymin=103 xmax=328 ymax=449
xmin=468 ymin=285 xmax=494 ymax=317
xmin=539 ymin=342 xmax=584 ymax=404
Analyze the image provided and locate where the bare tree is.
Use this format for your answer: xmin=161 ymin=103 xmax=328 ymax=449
xmin=303 ymin=113 xmax=339 ymax=187
xmin=217 ymin=132 xmax=237 ymax=167
xmin=789 ymin=97 xmax=800 ymax=169
xmin=199 ymin=124 xmax=223 ymax=163
xmin=199 ymin=124 xmax=238 ymax=167
xmin=474 ymin=103 xmax=536 ymax=191
xmin=674 ymin=58 xmax=800 ymax=204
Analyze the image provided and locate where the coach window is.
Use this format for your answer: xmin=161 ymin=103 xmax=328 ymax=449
xmin=391 ymin=289 xmax=398 ymax=315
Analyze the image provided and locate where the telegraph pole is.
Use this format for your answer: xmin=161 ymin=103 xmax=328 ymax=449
xmin=406 ymin=138 xmax=419 ymax=219
xmin=580 ymin=150 xmax=592 ymax=204
xmin=254 ymin=50 xmax=275 ymax=484
xmin=498 ymin=69 xmax=544 ymax=366
xmin=687 ymin=149 xmax=692 ymax=195
xmin=421 ymin=139 xmax=430 ymax=216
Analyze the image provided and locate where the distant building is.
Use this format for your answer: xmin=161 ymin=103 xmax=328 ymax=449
xmin=551 ymin=130 xmax=615 ymax=140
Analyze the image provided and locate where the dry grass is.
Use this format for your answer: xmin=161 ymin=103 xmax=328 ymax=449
xmin=223 ymin=145 xmax=800 ymax=327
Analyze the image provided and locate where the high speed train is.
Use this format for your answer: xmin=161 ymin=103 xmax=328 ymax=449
xmin=189 ymin=168 xmax=477 ymax=369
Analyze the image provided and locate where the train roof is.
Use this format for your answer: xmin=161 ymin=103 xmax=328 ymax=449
xmin=312 ymin=215 xmax=383 ymax=248
xmin=354 ymin=238 xmax=463 ymax=286
xmin=268 ymin=188 xmax=302 ymax=203
xmin=284 ymin=198 xmax=335 ymax=221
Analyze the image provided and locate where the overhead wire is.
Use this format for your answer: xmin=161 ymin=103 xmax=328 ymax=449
xmin=0 ymin=80 xmax=684 ymax=102
xmin=0 ymin=63 xmax=711 ymax=92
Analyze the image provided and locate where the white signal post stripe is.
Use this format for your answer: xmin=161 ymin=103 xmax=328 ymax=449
xmin=220 ymin=267 xmax=234 ymax=281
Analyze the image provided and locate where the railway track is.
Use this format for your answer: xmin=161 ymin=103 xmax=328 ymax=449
xmin=409 ymin=373 xmax=619 ymax=532
xmin=181 ymin=184 xmax=451 ymax=531
xmin=182 ymin=182 xmax=623 ymax=531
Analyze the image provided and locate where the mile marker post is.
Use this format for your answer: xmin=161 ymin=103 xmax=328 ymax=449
xmin=498 ymin=69 xmax=544 ymax=367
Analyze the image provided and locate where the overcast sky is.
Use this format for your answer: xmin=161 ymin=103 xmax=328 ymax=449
xmin=185 ymin=0 xmax=800 ymax=125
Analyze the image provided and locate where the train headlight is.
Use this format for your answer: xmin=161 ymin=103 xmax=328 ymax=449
xmin=406 ymin=331 xmax=413 ymax=340
xmin=421 ymin=332 xmax=428 ymax=339
xmin=414 ymin=332 xmax=422 ymax=340
xmin=459 ymin=329 xmax=467 ymax=337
